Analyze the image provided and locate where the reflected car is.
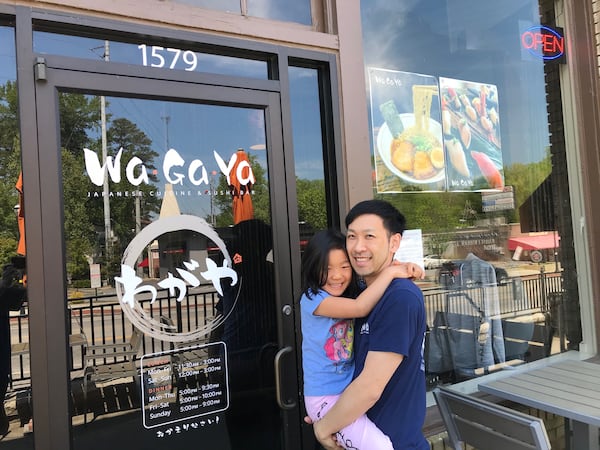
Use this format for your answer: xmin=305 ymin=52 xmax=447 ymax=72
xmin=438 ymin=260 xmax=509 ymax=288
xmin=423 ymin=254 xmax=450 ymax=269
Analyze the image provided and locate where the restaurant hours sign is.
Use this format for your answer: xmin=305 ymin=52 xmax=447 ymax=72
xmin=141 ymin=341 xmax=229 ymax=430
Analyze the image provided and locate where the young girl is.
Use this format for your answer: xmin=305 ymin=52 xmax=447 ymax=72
xmin=301 ymin=229 xmax=422 ymax=450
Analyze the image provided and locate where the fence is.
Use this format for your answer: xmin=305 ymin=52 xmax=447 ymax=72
xmin=9 ymin=271 xmax=564 ymax=385
xmin=421 ymin=272 xmax=563 ymax=326
xmin=10 ymin=287 xmax=221 ymax=385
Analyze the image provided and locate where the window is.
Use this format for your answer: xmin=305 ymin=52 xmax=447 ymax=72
xmin=360 ymin=0 xmax=579 ymax=389
xmin=290 ymin=66 xmax=328 ymax=241
xmin=0 ymin=23 xmax=33 ymax=445
xmin=170 ymin=0 xmax=312 ymax=25
xmin=33 ymin=30 xmax=269 ymax=80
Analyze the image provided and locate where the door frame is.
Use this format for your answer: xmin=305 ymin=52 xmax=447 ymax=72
xmin=12 ymin=9 xmax=344 ymax=448
xmin=30 ymin=58 xmax=302 ymax=449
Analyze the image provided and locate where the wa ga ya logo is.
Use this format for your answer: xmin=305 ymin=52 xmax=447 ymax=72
xmin=84 ymin=147 xmax=255 ymax=187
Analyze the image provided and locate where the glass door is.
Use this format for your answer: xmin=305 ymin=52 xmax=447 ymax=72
xmin=33 ymin=66 xmax=301 ymax=450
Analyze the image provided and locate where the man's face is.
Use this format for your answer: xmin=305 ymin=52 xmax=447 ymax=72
xmin=345 ymin=213 xmax=401 ymax=285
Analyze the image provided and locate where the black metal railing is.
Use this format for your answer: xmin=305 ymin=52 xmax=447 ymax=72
xmin=421 ymin=272 xmax=563 ymax=326
xmin=9 ymin=271 xmax=563 ymax=384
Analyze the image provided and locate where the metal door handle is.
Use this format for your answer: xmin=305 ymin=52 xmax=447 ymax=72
xmin=274 ymin=346 xmax=296 ymax=410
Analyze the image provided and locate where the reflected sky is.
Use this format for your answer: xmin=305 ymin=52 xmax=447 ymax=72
xmin=172 ymin=0 xmax=239 ymax=13
xmin=169 ymin=0 xmax=312 ymax=25
xmin=0 ymin=24 xmax=325 ymax=220
xmin=95 ymin=62 xmax=325 ymax=220
xmin=289 ymin=67 xmax=324 ymax=181
xmin=0 ymin=16 xmax=328 ymax=226
xmin=92 ymin=97 xmax=268 ymax=218
xmin=33 ymin=31 xmax=269 ymax=80
xmin=247 ymin=0 xmax=311 ymax=25
xmin=361 ymin=0 xmax=549 ymax=165
xmin=0 ymin=26 xmax=15 ymax=84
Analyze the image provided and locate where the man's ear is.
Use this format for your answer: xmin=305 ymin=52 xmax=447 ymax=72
xmin=390 ymin=233 xmax=401 ymax=253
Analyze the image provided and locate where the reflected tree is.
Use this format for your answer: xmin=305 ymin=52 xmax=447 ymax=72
xmin=296 ymin=178 xmax=327 ymax=231
xmin=62 ymin=148 xmax=96 ymax=280
xmin=0 ymin=85 xmax=162 ymax=283
xmin=0 ymin=81 xmax=23 ymax=264
xmin=380 ymin=192 xmax=481 ymax=233
xmin=504 ymin=150 xmax=551 ymax=224
xmin=80 ymin=117 xmax=161 ymax=282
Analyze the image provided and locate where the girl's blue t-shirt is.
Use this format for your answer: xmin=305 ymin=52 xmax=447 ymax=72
xmin=301 ymin=289 xmax=354 ymax=396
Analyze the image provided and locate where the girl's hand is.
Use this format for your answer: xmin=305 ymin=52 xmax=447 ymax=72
xmin=390 ymin=261 xmax=425 ymax=280
xmin=308 ymin=417 xmax=343 ymax=449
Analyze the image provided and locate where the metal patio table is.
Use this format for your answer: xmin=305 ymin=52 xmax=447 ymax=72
xmin=479 ymin=359 xmax=600 ymax=450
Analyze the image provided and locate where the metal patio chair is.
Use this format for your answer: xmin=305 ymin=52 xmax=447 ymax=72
xmin=82 ymin=327 xmax=143 ymax=419
xmin=433 ymin=386 xmax=551 ymax=450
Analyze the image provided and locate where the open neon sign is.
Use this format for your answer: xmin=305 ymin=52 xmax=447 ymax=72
xmin=521 ymin=25 xmax=565 ymax=62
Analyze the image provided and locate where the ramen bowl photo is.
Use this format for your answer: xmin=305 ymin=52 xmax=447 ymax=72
xmin=377 ymin=113 xmax=445 ymax=184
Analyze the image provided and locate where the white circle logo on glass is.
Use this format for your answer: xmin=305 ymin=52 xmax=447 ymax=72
xmin=115 ymin=215 xmax=239 ymax=343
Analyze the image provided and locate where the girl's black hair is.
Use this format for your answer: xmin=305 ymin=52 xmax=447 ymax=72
xmin=300 ymin=229 xmax=360 ymax=299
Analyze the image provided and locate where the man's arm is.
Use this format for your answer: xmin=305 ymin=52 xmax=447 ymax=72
xmin=312 ymin=351 xmax=403 ymax=448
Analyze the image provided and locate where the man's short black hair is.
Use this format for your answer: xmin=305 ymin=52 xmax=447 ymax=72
xmin=345 ymin=199 xmax=406 ymax=236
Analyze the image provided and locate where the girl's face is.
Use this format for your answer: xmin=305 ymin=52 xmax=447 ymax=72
xmin=323 ymin=249 xmax=353 ymax=297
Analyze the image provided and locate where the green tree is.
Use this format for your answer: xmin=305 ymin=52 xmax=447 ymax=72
xmin=0 ymin=81 xmax=22 ymax=263
xmin=82 ymin=117 xmax=162 ymax=280
xmin=296 ymin=178 xmax=327 ymax=230
xmin=378 ymin=191 xmax=481 ymax=232
xmin=104 ymin=117 xmax=161 ymax=232
xmin=0 ymin=81 xmax=19 ymax=155
xmin=58 ymin=93 xmax=109 ymax=282
xmin=0 ymin=87 xmax=162 ymax=282
xmin=0 ymin=235 xmax=19 ymax=266
xmin=62 ymin=149 xmax=96 ymax=280
xmin=504 ymin=149 xmax=551 ymax=223
xmin=60 ymin=92 xmax=102 ymax=153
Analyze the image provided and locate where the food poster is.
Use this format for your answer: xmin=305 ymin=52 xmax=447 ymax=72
xmin=439 ymin=77 xmax=505 ymax=191
xmin=368 ymin=68 xmax=446 ymax=193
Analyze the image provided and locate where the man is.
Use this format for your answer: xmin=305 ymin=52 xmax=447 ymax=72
xmin=312 ymin=199 xmax=429 ymax=449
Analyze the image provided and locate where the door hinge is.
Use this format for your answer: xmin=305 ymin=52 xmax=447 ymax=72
xmin=34 ymin=57 xmax=47 ymax=81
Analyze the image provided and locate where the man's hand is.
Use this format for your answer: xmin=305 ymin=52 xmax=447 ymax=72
xmin=304 ymin=416 xmax=341 ymax=450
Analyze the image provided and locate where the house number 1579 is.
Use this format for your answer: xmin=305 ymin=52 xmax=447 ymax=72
xmin=138 ymin=44 xmax=198 ymax=71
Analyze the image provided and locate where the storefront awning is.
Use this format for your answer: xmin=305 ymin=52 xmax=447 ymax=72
xmin=508 ymin=232 xmax=560 ymax=251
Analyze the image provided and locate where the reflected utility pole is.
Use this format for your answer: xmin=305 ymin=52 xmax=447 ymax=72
xmin=101 ymin=40 xmax=111 ymax=269
xmin=162 ymin=114 xmax=171 ymax=149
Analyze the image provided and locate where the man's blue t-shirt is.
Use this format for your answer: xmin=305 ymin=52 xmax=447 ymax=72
xmin=353 ymin=278 xmax=429 ymax=449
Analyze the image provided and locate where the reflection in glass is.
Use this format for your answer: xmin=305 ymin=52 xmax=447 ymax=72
xmin=247 ymin=0 xmax=312 ymax=25
xmin=171 ymin=0 xmax=240 ymax=14
xmin=33 ymin=32 xmax=269 ymax=80
xmin=62 ymin=94 xmax=272 ymax=298
xmin=289 ymin=66 xmax=327 ymax=242
xmin=58 ymin=91 xmax=281 ymax=448
xmin=0 ymin=25 xmax=34 ymax=445
xmin=360 ymin=0 xmax=578 ymax=388
xmin=140 ymin=0 xmax=312 ymax=25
